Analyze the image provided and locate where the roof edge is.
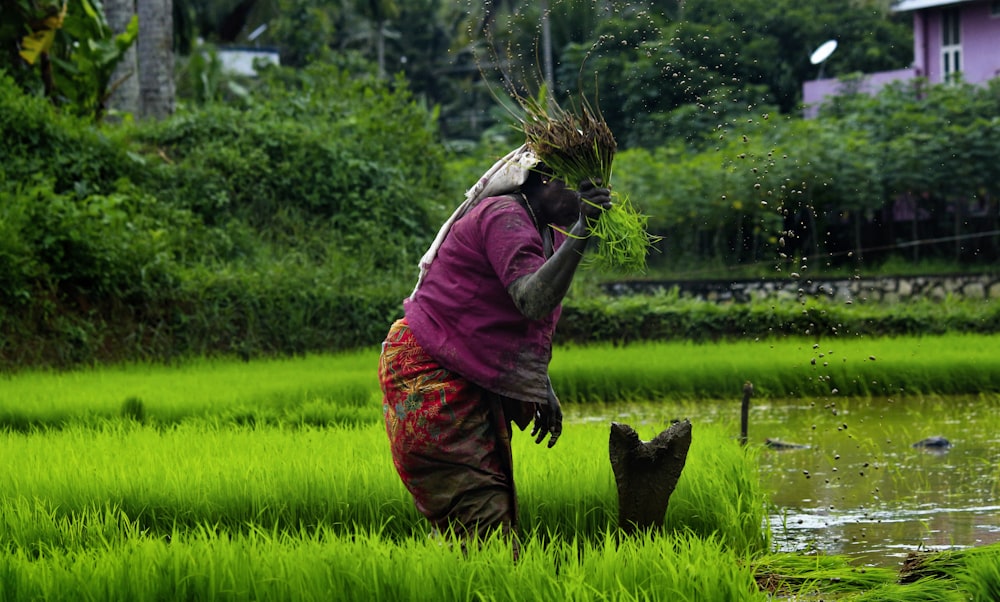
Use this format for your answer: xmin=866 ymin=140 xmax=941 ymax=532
xmin=892 ymin=0 xmax=971 ymax=12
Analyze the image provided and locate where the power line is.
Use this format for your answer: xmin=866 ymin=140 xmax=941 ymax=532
xmin=648 ymin=229 xmax=1000 ymax=279
xmin=820 ymin=229 xmax=1000 ymax=259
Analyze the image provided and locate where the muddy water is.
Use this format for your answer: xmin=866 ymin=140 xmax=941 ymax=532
xmin=568 ymin=394 xmax=1000 ymax=568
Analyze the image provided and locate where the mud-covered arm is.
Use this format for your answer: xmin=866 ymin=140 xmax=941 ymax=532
xmin=507 ymin=217 xmax=593 ymax=320
xmin=507 ymin=181 xmax=611 ymax=320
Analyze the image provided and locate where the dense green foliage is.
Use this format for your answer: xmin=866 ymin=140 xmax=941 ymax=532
xmin=613 ymin=78 xmax=1000 ymax=272
xmin=558 ymin=293 xmax=1000 ymax=345
xmin=0 ymin=0 xmax=899 ymax=140
xmin=3 ymin=67 xmax=999 ymax=370
xmin=5 ymin=62 xmax=1000 ymax=372
xmin=1 ymin=2 xmax=998 ymax=372
xmin=0 ymin=66 xmax=443 ymax=369
xmin=168 ymin=0 xmax=910 ymax=145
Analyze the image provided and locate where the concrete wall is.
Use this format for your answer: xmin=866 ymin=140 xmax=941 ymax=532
xmin=602 ymin=273 xmax=1000 ymax=304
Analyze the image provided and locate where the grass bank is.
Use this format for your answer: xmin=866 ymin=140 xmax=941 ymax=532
xmin=3 ymin=333 xmax=998 ymax=430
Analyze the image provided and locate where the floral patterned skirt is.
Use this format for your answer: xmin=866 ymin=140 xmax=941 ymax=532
xmin=379 ymin=318 xmax=518 ymax=535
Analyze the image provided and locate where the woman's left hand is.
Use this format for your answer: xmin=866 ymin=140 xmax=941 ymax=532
xmin=532 ymin=381 xmax=563 ymax=448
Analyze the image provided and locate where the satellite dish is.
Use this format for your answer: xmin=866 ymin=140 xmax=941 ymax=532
xmin=810 ymin=40 xmax=838 ymax=65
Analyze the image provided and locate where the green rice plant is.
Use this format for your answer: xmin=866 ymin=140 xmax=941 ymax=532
xmin=900 ymin=543 xmax=1000 ymax=583
xmin=749 ymin=553 xmax=896 ymax=597
xmin=846 ymin=579 xmax=967 ymax=602
xmin=0 ymin=352 xmax=380 ymax=429
xmin=0 ymin=524 xmax=769 ymax=602
xmin=548 ymin=333 xmax=1000 ymax=403
xmin=0 ymin=422 xmax=419 ymax=540
xmin=0 ymin=498 xmax=146 ymax=558
xmin=518 ymin=88 xmax=616 ymax=186
xmin=582 ymin=191 xmax=661 ymax=275
xmin=119 ymin=396 xmax=145 ymax=423
xmin=665 ymin=424 xmax=770 ymax=555
xmin=515 ymin=88 xmax=658 ymax=273
xmin=3 ymin=518 xmax=997 ymax=600
xmin=0 ymin=419 xmax=765 ymax=555
xmin=5 ymin=334 xmax=1000 ymax=434
xmin=956 ymin=548 xmax=1000 ymax=602
xmin=833 ymin=544 xmax=1000 ymax=601
xmin=4 ymin=334 xmax=1000 ymax=434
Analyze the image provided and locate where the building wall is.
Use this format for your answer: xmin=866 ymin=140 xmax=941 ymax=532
xmin=961 ymin=1 xmax=1000 ymax=82
xmin=913 ymin=0 xmax=1000 ymax=84
xmin=802 ymin=69 xmax=916 ymax=116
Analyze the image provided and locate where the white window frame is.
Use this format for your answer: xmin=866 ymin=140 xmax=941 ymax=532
xmin=941 ymin=8 xmax=962 ymax=83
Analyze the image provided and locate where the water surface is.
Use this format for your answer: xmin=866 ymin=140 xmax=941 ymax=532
xmin=568 ymin=394 xmax=1000 ymax=567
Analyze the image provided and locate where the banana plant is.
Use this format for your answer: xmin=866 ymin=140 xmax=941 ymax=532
xmin=3 ymin=0 xmax=138 ymax=121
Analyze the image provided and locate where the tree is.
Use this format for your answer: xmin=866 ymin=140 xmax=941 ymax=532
xmin=138 ymin=0 xmax=176 ymax=119
xmin=105 ymin=0 xmax=140 ymax=118
xmin=351 ymin=0 xmax=399 ymax=77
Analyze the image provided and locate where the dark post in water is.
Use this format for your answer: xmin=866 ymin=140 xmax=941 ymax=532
xmin=740 ymin=381 xmax=753 ymax=447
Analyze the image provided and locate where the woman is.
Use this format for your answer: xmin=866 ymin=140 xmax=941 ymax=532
xmin=379 ymin=145 xmax=611 ymax=549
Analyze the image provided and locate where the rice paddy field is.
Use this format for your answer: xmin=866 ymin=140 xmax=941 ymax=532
xmin=2 ymin=333 xmax=999 ymax=600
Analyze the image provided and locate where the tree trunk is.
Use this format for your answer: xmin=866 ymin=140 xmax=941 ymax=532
xmin=609 ymin=420 xmax=692 ymax=534
xmin=806 ymin=204 xmax=819 ymax=260
xmin=376 ymin=20 xmax=385 ymax=77
xmin=541 ymin=0 xmax=553 ymax=91
xmin=953 ymin=198 xmax=962 ymax=261
xmin=104 ymin=0 xmax=140 ymax=119
xmin=853 ymin=209 xmax=863 ymax=262
xmin=137 ymin=0 xmax=175 ymax=120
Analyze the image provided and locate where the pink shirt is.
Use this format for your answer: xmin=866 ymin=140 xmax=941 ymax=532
xmin=404 ymin=195 xmax=564 ymax=404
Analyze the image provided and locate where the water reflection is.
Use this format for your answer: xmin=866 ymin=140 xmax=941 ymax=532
xmin=567 ymin=394 xmax=1000 ymax=567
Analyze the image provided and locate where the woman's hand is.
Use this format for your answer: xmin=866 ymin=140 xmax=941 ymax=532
xmin=578 ymin=179 xmax=612 ymax=222
xmin=531 ymin=379 xmax=563 ymax=448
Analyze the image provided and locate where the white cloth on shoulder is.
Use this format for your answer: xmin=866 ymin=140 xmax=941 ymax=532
xmin=410 ymin=145 xmax=539 ymax=297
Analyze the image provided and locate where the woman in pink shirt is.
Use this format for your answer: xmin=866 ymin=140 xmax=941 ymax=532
xmin=379 ymin=146 xmax=610 ymax=555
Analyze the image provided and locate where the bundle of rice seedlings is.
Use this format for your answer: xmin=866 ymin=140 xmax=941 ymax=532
xmin=517 ymin=90 xmax=659 ymax=274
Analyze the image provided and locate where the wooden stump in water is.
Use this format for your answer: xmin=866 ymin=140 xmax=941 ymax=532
xmin=609 ymin=419 xmax=692 ymax=534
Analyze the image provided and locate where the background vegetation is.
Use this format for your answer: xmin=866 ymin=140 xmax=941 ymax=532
xmin=1 ymin=0 xmax=998 ymax=371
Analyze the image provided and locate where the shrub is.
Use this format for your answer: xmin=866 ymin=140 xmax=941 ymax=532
xmin=0 ymin=66 xmax=444 ymax=370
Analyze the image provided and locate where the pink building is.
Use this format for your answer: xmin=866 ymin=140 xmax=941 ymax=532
xmin=803 ymin=0 xmax=1000 ymax=115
